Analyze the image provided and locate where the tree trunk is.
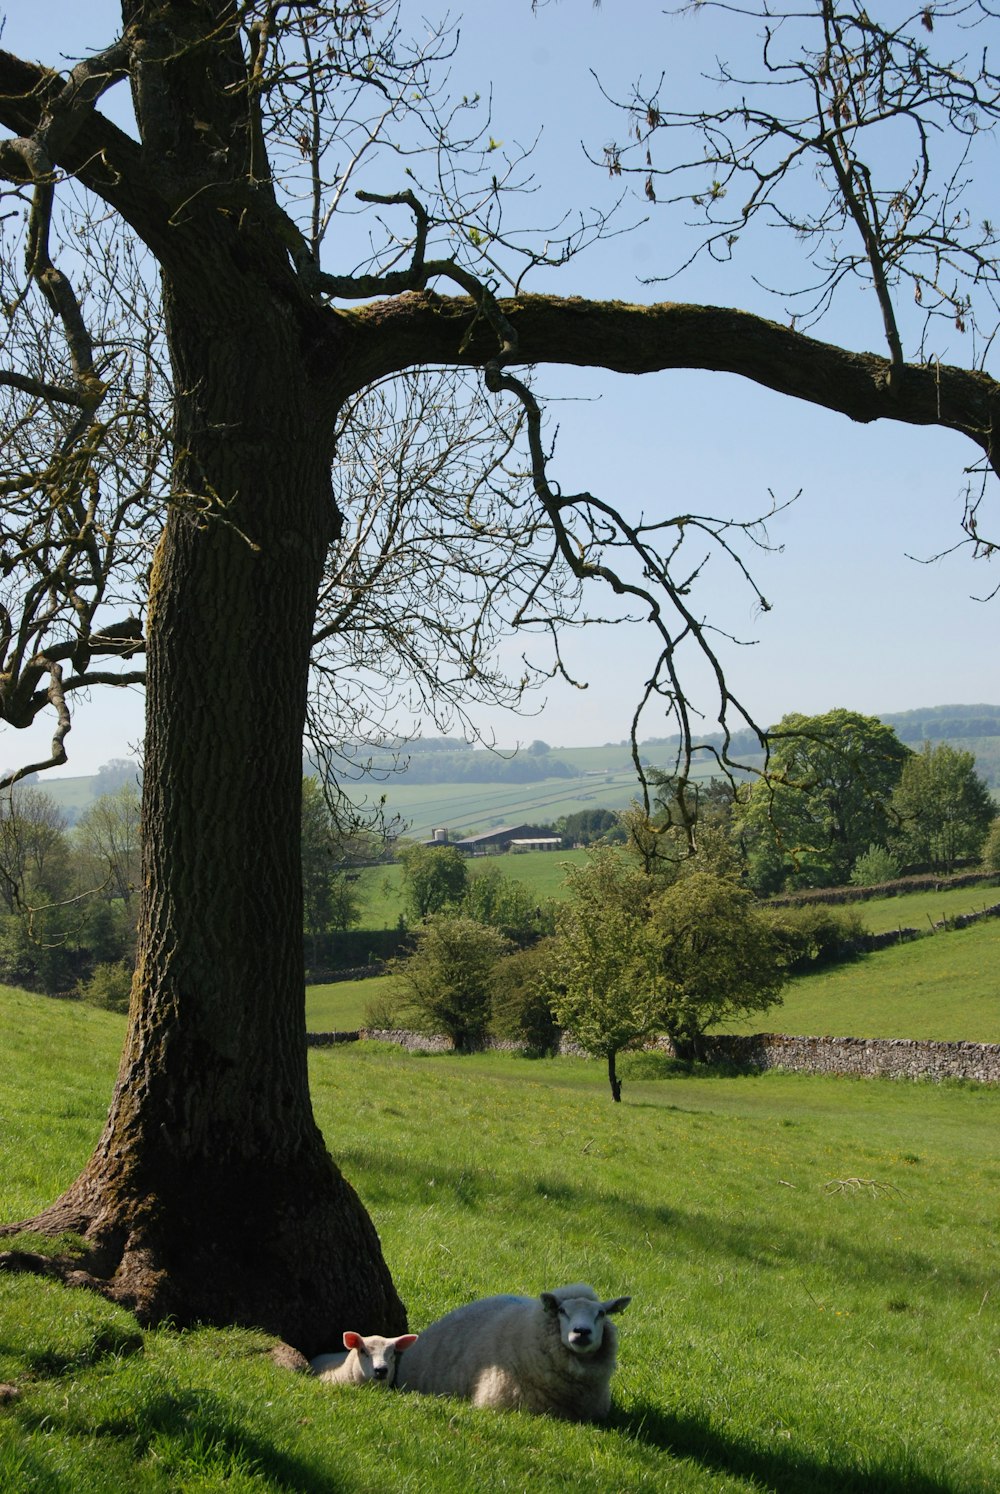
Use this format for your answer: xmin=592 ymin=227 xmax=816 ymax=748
xmin=1 ymin=266 xmax=406 ymax=1354
xmin=608 ymin=1051 xmax=622 ymax=1103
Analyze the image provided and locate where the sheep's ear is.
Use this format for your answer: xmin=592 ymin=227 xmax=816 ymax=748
xmin=342 ymin=1331 xmax=365 ymax=1350
xmin=540 ymin=1293 xmax=560 ymax=1314
xmin=602 ymin=1296 xmax=632 ymax=1316
xmin=394 ymin=1334 xmax=418 ymax=1353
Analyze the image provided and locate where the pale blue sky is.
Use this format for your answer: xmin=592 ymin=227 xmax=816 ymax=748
xmin=2 ymin=1 xmax=997 ymax=777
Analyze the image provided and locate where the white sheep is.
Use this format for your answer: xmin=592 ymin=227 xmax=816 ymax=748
xmin=397 ymin=1283 xmax=630 ymax=1421
xmin=310 ymin=1330 xmax=418 ymax=1387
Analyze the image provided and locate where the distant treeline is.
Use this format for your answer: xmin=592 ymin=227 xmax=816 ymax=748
xmin=640 ymin=707 xmax=1000 ymax=760
xmin=880 ymin=706 xmax=1000 ymax=741
xmin=373 ymin=751 xmax=580 ymax=784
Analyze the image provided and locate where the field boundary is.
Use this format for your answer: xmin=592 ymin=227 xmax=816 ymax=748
xmin=307 ymin=1026 xmax=1000 ymax=1083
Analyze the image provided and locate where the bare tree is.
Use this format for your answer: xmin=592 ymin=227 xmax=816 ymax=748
xmin=0 ymin=2 xmax=998 ymax=1351
xmin=598 ymin=0 xmax=1000 ymax=562
xmin=76 ymin=780 xmax=142 ymax=906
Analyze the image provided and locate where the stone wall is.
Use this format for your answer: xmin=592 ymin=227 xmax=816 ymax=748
xmin=694 ymin=1032 xmax=1000 ymax=1083
xmin=307 ymin=1026 xmax=1000 ymax=1082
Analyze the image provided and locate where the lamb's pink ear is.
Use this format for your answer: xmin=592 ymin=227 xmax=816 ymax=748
xmin=393 ymin=1334 xmax=418 ymax=1353
xmin=342 ymin=1331 xmax=365 ymax=1350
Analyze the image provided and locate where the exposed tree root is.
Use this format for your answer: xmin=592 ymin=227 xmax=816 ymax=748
xmin=0 ymin=1153 xmax=408 ymax=1358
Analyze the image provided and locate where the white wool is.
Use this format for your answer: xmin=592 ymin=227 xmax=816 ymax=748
xmin=310 ymin=1331 xmax=417 ymax=1386
xmin=397 ymin=1283 xmax=630 ymax=1421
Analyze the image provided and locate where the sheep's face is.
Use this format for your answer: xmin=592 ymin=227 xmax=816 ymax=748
xmin=342 ymin=1331 xmax=418 ymax=1384
xmin=540 ymin=1291 xmax=632 ymax=1356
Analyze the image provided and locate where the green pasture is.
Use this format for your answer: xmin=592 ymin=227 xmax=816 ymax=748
xmin=2 ymin=981 xmax=999 ymax=1492
xmin=721 ymin=916 xmax=1000 ymax=1044
xmin=354 ymin=851 xmax=997 ymax=934
xmin=857 ymin=879 xmax=1000 ymax=933
xmin=308 ymin=914 xmax=1000 ymax=1041
xmin=352 ymin=847 xmax=588 ymax=930
xmin=357 ymin=769 xmax=645 ymax=842
xmin=307 ymin=974 xmax=390 ymax=1030
xmin=342 ymin=745 xmax=730 ymax=842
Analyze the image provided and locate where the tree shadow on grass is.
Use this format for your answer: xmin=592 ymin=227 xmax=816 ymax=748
xmin=336 ymin=1142 xmax=988 ymax=1299
xmin=13 ymin=1386 xmax=346 ymax=1494
xmin=613 ymin=1400 xmax=957 ymax=1494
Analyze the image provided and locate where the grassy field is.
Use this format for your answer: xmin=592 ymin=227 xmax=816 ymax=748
xmin=333 ymin=870 xmax=1000 ymax=1043
xmin=353 ymin=848 xmax=588 ymax=930
xmin=720 ymin=916 xmax=1000 ymax=1043
xmin=2 ymin=981 xmax=999 ymax=1492
xmin=355 ymin=850 xmax=998 ymax=934
xmin=308 ymin=912 xmax=1000 ymax=1040
xmin=857 ymin=880 xmax=1000 ymax=933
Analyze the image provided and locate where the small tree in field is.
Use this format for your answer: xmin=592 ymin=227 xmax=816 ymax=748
xmin=490 ymin=937 xmax=562 ymax=1056
xmin=393 ymin=913 xmax=509 ymax=1052
xmin=650 ymin=872 xmax=785 ymax=1060
xmin=738 ymin=710 xmax=911 ymax=892
xmin=462 ymin=862 xmax=542 ymax=944
xmin=545 ymin=848 xmax=663 ymax=1102
xmin=397 ymin=843 xmax=469 ymax=923
xmin=889 ymin=742 xmax=995 ymax=873
xmin=850 ymin=844 xmax=900 ymax=887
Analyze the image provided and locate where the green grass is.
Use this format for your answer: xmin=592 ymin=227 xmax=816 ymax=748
xmin=720 ymin=916 xmax=1000 ymax=1042
xmin=3 ymin=982 xmax=1000 ymax=1491
xmin=355 ymin=770 xmax=646 ymax=843
xmin=856 ymin=879 xmax=1000 ymax=934
xmin=353 ymin=848 xmax=588 ymax=930
xmin=306 ymin=975 xmax=390 ymax=1030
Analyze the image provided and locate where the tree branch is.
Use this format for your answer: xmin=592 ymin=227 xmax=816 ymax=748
xmin=342 ymin=293 xmax=1000 ymax=471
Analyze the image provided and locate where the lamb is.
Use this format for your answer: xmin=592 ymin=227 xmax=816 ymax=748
xmin=397 ymin=1283 xmax=630 ymax=1421
xmin=310 ymin=1331 xmax=418 ymax=1387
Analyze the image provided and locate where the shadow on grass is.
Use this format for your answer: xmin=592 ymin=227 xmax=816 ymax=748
xmin=14 ymin=1386 xmax=345 ymax=1494
xmin=334 ymin=1142 xmax=988 ymax=1299
xmin=614 ymin=1400 xmax=955 ymax=1494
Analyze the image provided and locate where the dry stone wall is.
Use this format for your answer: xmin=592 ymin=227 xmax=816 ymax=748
xmin=307 ymin=1027 xmax=1000 ymax=1082
xmin=691 ymin=1033 xmax=1000 ymax=1083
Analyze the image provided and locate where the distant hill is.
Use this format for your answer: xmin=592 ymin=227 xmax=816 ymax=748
xmin=19 ymin=705 xmax=1000 ymax=833
xmin=631 ymin=706 xmax=1000 ymax=789
xmin=878 ymin=704 xmax=1000 ymax=741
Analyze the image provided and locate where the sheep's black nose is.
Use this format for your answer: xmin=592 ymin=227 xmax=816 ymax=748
xmin=570 ymin=1328 xmax=592 ymax=1345
xmin=373 ymin=1365 xmax=389 ymax=1379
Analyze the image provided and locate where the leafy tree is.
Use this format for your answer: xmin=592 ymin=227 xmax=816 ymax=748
xmin=0 ymin=787 xmax=90 ymax=991
xmin=397 ymin=842 xmax=469 ymax=922
xmin=392 ymin=913 xmax=509 ymax=1052
xmin=490 ymin=937 xmax=562 ymax=1056
xmin=650 ymin=872 xmax=785 ymax=1059
xmin=300 ymin=777 xmax=362 ymax=959
xmin=545 ymin=848 xmax=662 ymax=1102
xmin=850 ymin=844 xmax=900 ymax=887
xmin=0 ymin=787 xmax=72 ymax=912
xmin=462 ymin=862 xmax=543 ymax=944
xmin=737 ymin=711 xmax=911 ymax=892
xmin=763 ymin=902 xmax=866 ymax=975
xmin=621 ymin=779 xmax=745 ymax=882
xmin=889 ymin=742 xmax=995 ymax=873
xmin=3 ymin=2 xmax=1000 ymax=1345
xmin=559 ymin=808 xmax=622 ymax=847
